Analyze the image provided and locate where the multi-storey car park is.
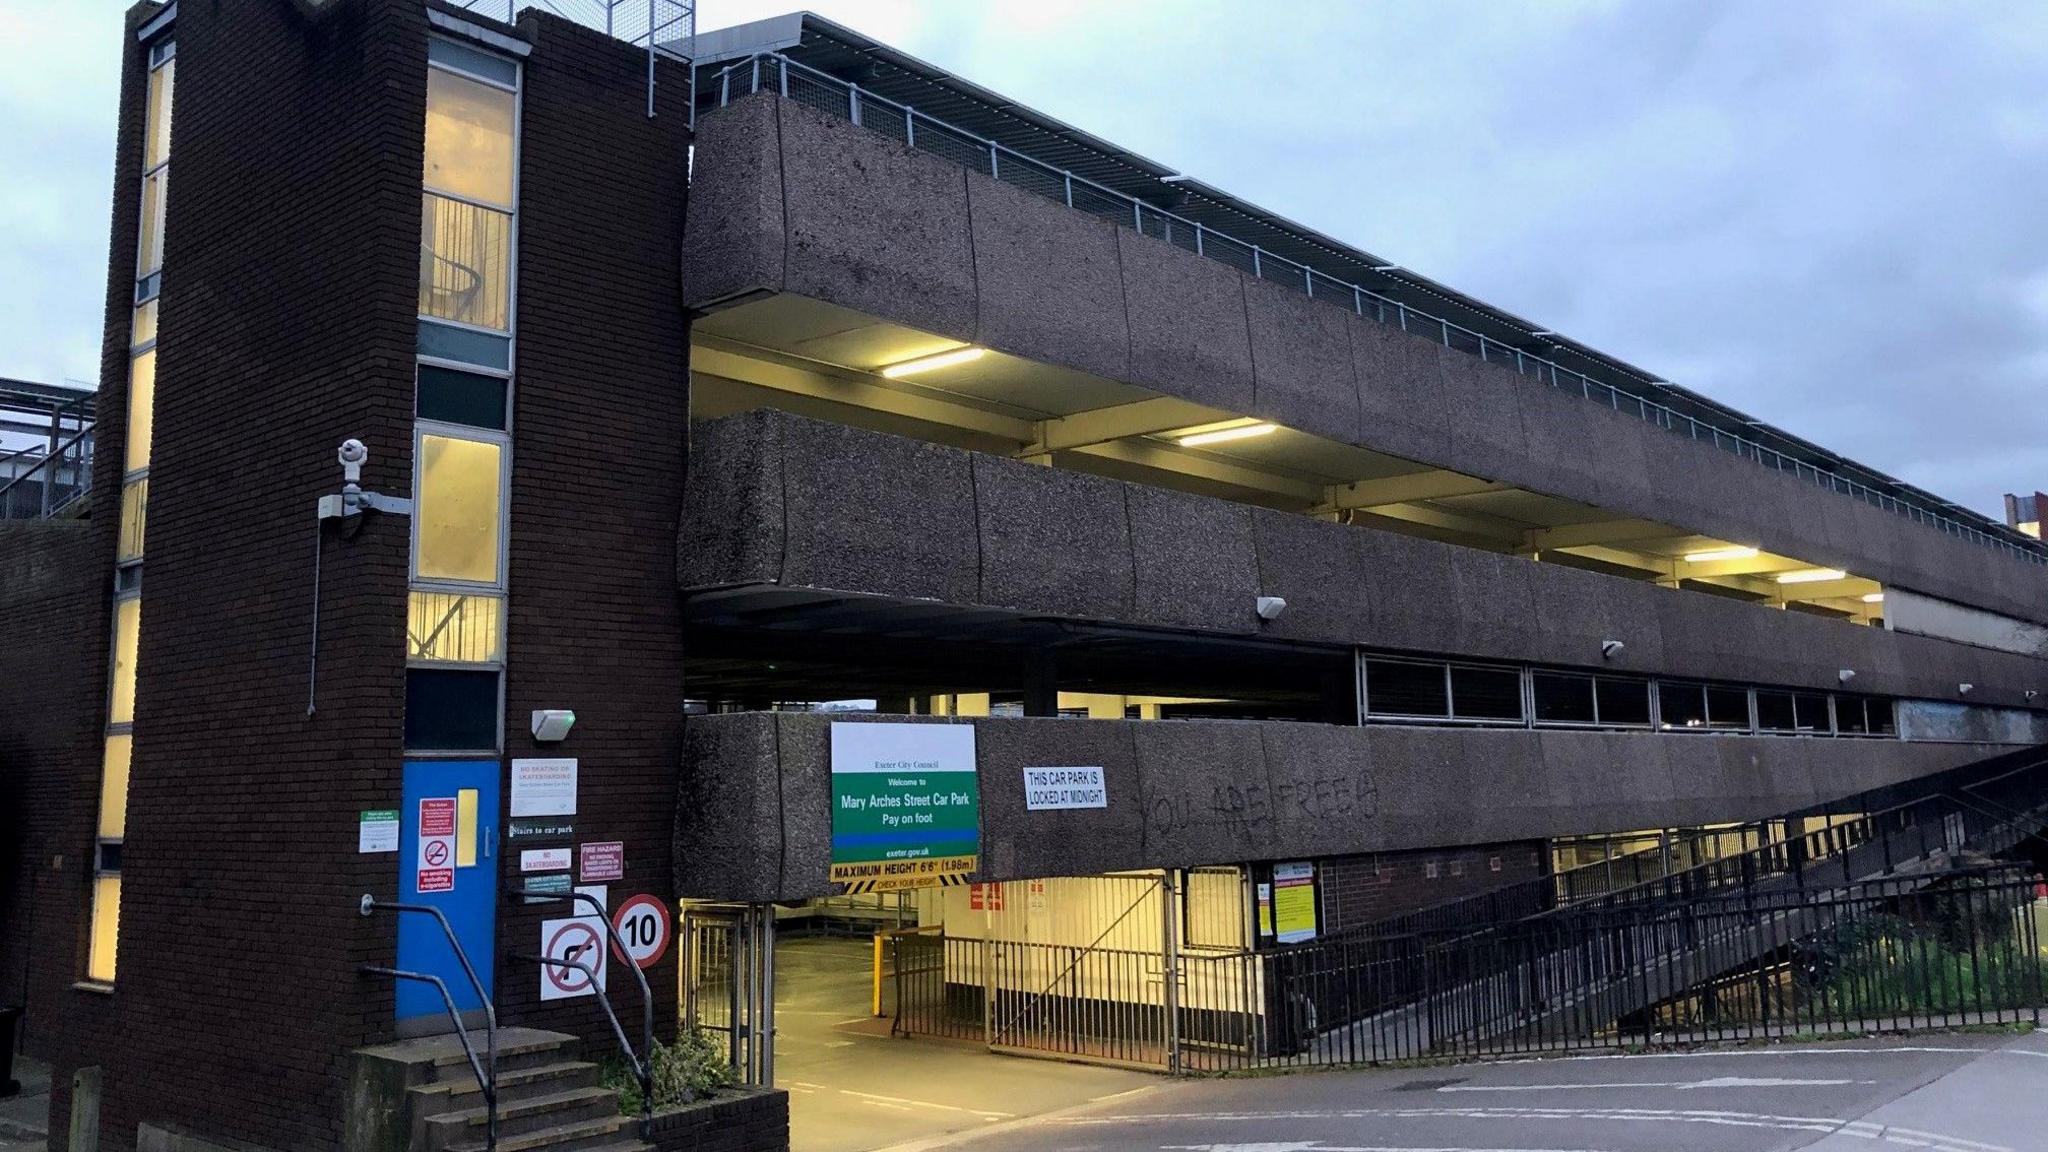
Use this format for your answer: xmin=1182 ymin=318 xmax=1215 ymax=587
xmin=6 ymin=5 xmax=2048 ymax=1152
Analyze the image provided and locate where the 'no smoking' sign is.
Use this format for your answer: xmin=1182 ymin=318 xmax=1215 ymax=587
xmin=540 ymin=916 xmax=606 ymax=1001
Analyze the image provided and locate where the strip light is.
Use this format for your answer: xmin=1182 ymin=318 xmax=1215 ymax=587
xmin=1861 ymin=592 xmax=1886 ymax=604
xmin=1177 ymin=423 xmax=1278 ymax=448
xmin=1776 ymin=568 xmax=1848 ymax=584
xmin=878 ymin=347 xmax=985 ymax=378
xmin=1682 ymin=546 xmax=1759 ymax=563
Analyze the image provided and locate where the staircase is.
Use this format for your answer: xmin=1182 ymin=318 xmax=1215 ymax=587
xmin=348 ymin=1028 xmax=648 ymax=1152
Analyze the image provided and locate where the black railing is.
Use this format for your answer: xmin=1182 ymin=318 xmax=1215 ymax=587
xmin=1266 ymin=867 xmax=2044 ymax=1066
xmin=359 ymin=896 xmax=498 ymax=1152
xmin=515 ymin=888 xmax=657 ymax=1139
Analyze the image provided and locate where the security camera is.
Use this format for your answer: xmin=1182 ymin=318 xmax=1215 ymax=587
xmin=1254 ymin=596 xmax=1287 ymax=622
xmin=1601 ymin=640 xmax=1625 ymax=660
xmin=1838 ymin=669 xmax=1857 ymax=684
xmin=338 ymin=438 xmax=368 ymax=485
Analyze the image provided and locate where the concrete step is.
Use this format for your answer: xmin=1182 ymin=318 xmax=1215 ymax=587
xmin=360 ymin=1027 xmax=578 ymax=1081
xmin=444 ymin=1113 xmax=628 ymax=1152
xmin=417 ymin=1061 xmax=603 ymax=1110
xmin=424 ymin=1087 xmax=621 ymax=1152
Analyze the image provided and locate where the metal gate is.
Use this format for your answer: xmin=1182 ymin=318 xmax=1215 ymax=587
xmin=681 ymin=902 xmax=775 ymax=1084
xmin=891 ymin=870 xmax=1262 ymax=1072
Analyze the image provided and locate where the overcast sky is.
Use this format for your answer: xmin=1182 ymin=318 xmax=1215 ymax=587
xmin=5 ymin=2 xmax=2047 ymax=517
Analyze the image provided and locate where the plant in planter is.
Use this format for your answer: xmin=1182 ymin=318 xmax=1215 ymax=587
xmin=604 ymin=1029 xmax=737 ymax=1113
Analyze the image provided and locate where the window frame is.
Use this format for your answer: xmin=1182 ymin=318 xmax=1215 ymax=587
xmin=409 ymin=419 xmax=512 ymax=595
xmin=419 ymin=37 xmax=521 ymax=361
xmin=1360 ymin=655 xmax=1526 ymax=727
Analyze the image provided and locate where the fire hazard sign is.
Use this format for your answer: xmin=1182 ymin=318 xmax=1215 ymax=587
xmin=416 ymin=796 xmax=457 ymax=894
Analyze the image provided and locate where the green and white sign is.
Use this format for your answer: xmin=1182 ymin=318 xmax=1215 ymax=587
xmin=829 ymin=722 xmax=979 ymax=892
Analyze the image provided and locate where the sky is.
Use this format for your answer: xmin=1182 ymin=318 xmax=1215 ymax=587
xmin=4 ymin=2 xmax=2048 ymax=517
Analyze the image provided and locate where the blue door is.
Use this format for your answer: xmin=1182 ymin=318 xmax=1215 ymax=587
xmin=397 ymin=759 xmax=500 ymax=1029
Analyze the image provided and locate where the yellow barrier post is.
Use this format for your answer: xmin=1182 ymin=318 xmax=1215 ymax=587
xmin=871 ymin=933 xmax=884 ymax=1016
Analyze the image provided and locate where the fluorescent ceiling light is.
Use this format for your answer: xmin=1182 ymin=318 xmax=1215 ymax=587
xmin=878 ymin=347 xmax=985 ymax=378
xmin=1177 ymin=423 xmax=1278 ymax=448
xmin=1776 ymin=568 xmax=1848 ymax=584
xmin=1861 ymin=592 xmax=1886 ymax=603
xmin=1682 ymin=546 xmax=1759 ymax=563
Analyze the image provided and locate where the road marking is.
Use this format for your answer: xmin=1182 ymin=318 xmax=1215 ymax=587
xmin=840 ymin=1089 xmax=1015 ymax=1120
xmin=1549 ymin=1046 xmax=1985 ymax=1061
xmin=1438 ymin=1076 xmax=1868 ymax=1093
xmin=1163 ymin=1144 xmax=1610 ymax=1152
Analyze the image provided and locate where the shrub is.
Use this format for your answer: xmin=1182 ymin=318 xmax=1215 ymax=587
xmin=603 ymin=1029 xmax=737 ymax=1113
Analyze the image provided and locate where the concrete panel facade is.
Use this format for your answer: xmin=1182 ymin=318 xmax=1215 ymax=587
xmin=686 ymin=411 xmax=2048 ymax=711
xmin=675 ymin=711 xmax=2010 ymax=902
xmin=683 ymin=93 xmax=2048 ymax=625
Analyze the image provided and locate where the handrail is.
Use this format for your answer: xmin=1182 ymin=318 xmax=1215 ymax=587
xmin=1323 ymin=749 xmax=2048 ymax=946
xmin=516 ymin=888 xmax=656 ymax=1138
xmin=0 ymin=424 xmax=93 ymax=519
xmin=704 ymin=51 xmax=2048 ymax=568
xmin=361 ymin=965 xmax=496 ymax=1145
xmin=359 ymin=896 xmax=498 ymax=1152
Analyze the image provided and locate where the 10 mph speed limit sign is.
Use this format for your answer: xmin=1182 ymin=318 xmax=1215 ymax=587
xmin=612 ymin=894 xmax=671 ymax=970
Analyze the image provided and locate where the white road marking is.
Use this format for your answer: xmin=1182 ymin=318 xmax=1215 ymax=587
xmin=1162 ymin=1144 xmax=1609 ymax=1152
xmin=1548 ymin=1046 xmax=1984 ymax=1061
xmin=1058 ymin=1106 xmax=2010 ymax=1150
xmin=1437 ymin=1076 xmax=1866 ymax=1093
xmin=839 ymin=1089 xmax=1015 ymax=1120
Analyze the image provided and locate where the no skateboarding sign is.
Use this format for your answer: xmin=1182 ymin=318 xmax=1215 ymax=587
xmin=539 ymin=915 xmax=607 ymax=1002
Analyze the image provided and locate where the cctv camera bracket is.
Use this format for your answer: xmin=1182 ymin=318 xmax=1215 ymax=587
xmin=317 ymin=490 xmax=412 ymax=520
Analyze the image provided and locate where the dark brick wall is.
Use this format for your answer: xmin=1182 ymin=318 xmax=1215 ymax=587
xmin=43 ymin=1 xmax=432 ymax=1149
xmin=649 ymin=1088 xmax=789 ymax=1152
xmin=491 ymin=11 xmax=691 ymax=1046
xmin=1317 ymin=842 xmax=1549 ymax=932
xmin=0 ymin=523 xmax=104 ymax=1050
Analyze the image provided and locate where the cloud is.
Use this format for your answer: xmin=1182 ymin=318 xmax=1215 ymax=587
xmin=10 ymin=1 xmax=2048 ymax=516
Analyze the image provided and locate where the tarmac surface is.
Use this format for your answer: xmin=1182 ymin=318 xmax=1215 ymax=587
xmin=0 ymin=1052 xmax=49 ymax=1152
xmin=886 ymin=1029 xmax=2048 ymax=1152
xmin=777 ymin=935 xmax=1157 ymax=1152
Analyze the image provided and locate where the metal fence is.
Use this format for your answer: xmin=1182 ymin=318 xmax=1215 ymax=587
xmin=0 ymin=381 xmax=94 ymax=520
xmin=704 ymin=51 xmax=2046 ymax=568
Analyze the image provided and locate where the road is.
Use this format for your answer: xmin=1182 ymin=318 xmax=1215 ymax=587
xmin=888 ymin=1030 xmax=2048 ymax=1152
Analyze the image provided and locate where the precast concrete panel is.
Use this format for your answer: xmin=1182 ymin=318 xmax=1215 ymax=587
xmin=1115 ymin=227 xmax=1258 ymax=414
xmin=680 ymin=92 xmax=786 ymax=306
xmin=1242 ymin=273 xmax=1362 ymax=446
xmin=966 ymin=170 xmax=1133 ymax=383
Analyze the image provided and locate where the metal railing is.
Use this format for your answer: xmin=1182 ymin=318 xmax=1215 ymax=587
xmin=0 ymin=382 xmax=94 ymax=520
xmin=705 ymin=52 xmax=2046 ymax=567
xmin=358 ymin=896 xmax=498 ymax=1152
xmin=514 ymin=888 xmax=655 ymax=1137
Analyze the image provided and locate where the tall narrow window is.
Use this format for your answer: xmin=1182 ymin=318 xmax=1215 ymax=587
xmin=91 ymin=32 xmax=174 ymax=986
xmin=409 ymin=37 xmax=518 ymax=755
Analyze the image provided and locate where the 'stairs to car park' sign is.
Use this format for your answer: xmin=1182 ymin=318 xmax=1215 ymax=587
xmin=828 ymin=722 xmax=979 ymax=893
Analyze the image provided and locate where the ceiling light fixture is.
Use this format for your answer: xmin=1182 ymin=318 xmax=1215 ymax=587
xmin=878 ymin=347 xmax=985 ymax=378
xmin=1776 ymin=568 xmax=1847 ymax=584
xmin=1683 ymin=546 xmax=1759 ymax=563
xmin=1177 ymin=423 xmax=1279 ymax=448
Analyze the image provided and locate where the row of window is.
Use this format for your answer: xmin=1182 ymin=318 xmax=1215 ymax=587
xmin=1359 ymin=656 xmax=1898 ymax=738
xmin=88 ymin=34 xmax=177 ymax=986
xmin=405 ymin=37 xmax=520 ymax=755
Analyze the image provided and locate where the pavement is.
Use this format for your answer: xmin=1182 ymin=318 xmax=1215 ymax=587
xmin=776 ymin=936 xmax=1158 ymax=1152
xmin=0 ymin=1052 xmax=49 ymax=1152
xmin=884 ymin=1029 xmax=2048 ymax=1152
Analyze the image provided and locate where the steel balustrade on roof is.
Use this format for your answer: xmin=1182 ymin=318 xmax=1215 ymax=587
xmin=687 ymin=12 xmax=2046 ymax=567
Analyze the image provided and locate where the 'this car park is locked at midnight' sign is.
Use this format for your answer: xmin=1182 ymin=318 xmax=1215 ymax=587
xmin=829 ymin=722 xmax=979 ymax=893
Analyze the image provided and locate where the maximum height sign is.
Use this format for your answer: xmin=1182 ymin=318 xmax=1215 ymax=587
xmin=829 ymin=722 xmax=979 ymax=892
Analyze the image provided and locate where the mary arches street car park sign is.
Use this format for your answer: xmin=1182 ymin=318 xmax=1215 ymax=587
xmin=830 ymin=722 xmax=979 ymax=893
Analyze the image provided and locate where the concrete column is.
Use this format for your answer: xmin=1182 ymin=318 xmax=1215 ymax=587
xmin=1021 ymin=650 xmax=1059 ymax=717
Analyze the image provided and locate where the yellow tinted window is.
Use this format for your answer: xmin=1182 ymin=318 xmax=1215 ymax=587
xmin=138 ymin=169 xmax=167 ymax=276
xmin=88 ymin=875 xmax=122 ymax=983
xmin=110 ymin=597 xmax=141 ymax=725
xmin=98 ymin=735 xmax=132 ymax=840
xmin=419 ymin=194 xmax=511 ymax=331
xmin=407 ymin=590 xmax=503 ymax=663
xmin=118 ymin=479 xmax=148 ymax=563
xmin=146 ymin=56 xmax=174 ymax=169
xmin=424 ymin=67 xmax=515 ymax=207
xmin=126 ymin=350 xmax=156 ymax=475
xmin=132 ymin=300 xmax=158 ymax=349
xmin=416 ymin=434 xmax=502 ymax=584
xmin=456 ymin=788 xmax=479 ymax=867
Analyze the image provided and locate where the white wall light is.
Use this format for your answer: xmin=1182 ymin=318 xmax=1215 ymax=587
xmin=1839 ymin=669 xmax=1857 ymax=683
xmin=1601 ymin=639 xmax=1625 ymax=659
xmin=531 ymin=709 xmax=576 ymax=742
xmin=879 ymin=347 xmax=985 ymax=378
xmin=1179 ymin=423 xmax=1279 ymax=448
xmin=1777 ymin=568 xmax=1848 ymax=584
xmin=1255 ymin=595 xmax=1287 ymax=622
xmin=1682 ymin=546 xmax=1758 ymax=563
xmin=1958 ymin=683 xmax=1975 ymax=696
